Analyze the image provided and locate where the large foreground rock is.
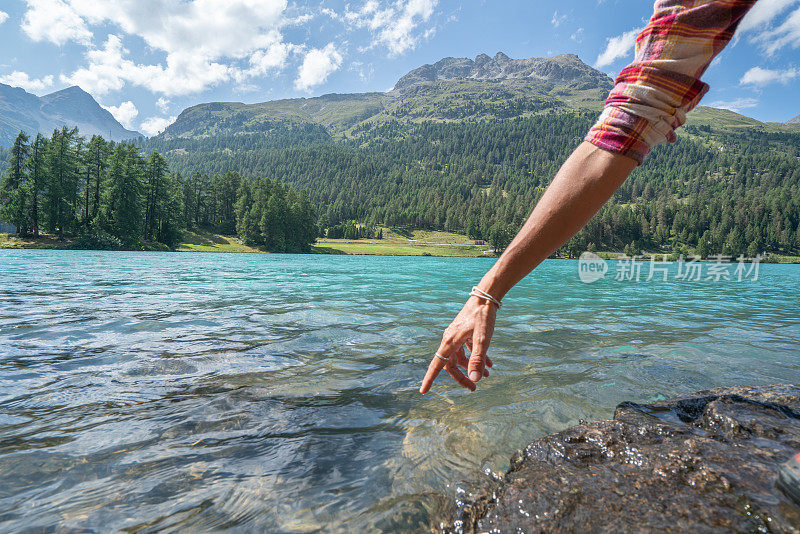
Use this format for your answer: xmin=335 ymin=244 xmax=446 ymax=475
xmin=446 ymin=384 xmax=800 ymax=533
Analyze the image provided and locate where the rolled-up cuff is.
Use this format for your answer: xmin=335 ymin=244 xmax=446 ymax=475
xmin=585 ymin=106 xmax=652 ymax=165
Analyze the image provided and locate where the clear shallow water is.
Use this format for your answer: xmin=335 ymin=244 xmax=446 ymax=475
xmin=0 ymin=250 xmax=799 ymax=532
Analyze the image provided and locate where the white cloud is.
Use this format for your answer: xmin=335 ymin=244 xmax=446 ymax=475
xmin=341 ymin=0 xmax=438 ymax=56
xmin=349 ymin=61 xmax=374 ymax=82
xmin=738 ymin=0 xmax=798 ymax=34
xmin=102 ymin=100 xmax=138 ymax=129
xmin=0 ymin=11 xmax=9 ymax=25
xmin=156 ymin=97 xmax=170 ymax=114
xmin=0 ymin=71 xmax=55 ymax=93
xmin=551 ymin=10 xmax=568 ymax=28
xmin=234 ymin=83 xmax=259 ymax=93
xmin=140 ymin=115 xmax=176 ymax=137
xmin=27 ymin=0 xmax=292 ymax=96
xmin=247 ymin=42 xmax=291 ymax=77
xmin=740 ymin=65 xmax=800 ymax=85
xmin=41 ymin=0 xmax=287 ymax=56
xmin=595 ymin=28 xmax=641 ymax=69
xmin=707 ymin=97 xmax=759 ymax=113
xmin=287 ymin=13 xmax=313 ymax=25
xmin=757 ymin=7 xmax=800 ymax=55
xmin=60 ymin=35 xmax=128 ymax=94
xmin=61 ymin=34 xmax=235 ymax=96
xmin=295 ymin=43 xmax=343 ymax=92
xmin=736 ymin=1 xmax=800 ymax=55
xmin=321 ymin=8 xmax=339 ymax=19
xmin=571 ymin=28 xmax=584 ymax=43
xmin=21 ymin=0 xmax=93 ymax=45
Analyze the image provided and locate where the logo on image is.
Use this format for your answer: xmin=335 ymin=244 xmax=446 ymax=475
xmin=578 ymin=252 xmax=608 ymax=284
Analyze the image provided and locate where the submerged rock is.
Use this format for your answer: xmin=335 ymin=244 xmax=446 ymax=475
xmin=445 ymin=385 xmax=800 ymax=533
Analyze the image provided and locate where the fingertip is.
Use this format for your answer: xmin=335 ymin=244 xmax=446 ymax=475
xmin=469 ymin=370 xmax=481 ymax=382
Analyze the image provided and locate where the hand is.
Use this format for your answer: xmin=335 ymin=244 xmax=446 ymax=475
xmin=419 ymin=296 xmax=496 ymax=394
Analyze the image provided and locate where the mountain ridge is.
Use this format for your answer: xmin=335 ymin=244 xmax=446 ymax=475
xmin=0 ymin=84 xmax=141 ymax=148
xmin=157 ymin=52 xmax=796 ymax=141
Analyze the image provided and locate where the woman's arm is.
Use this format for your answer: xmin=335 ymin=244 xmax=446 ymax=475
xmin=419 ymin=142 xmax=636 ymax=394
xmin=419 ymin=0 xmax=757 ymax=394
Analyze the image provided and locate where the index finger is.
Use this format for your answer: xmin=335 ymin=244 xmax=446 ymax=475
xmin=419 ymin=337 xmax=461 ymax=394
xmin=419 ymin=354 xmax=447 ymax=394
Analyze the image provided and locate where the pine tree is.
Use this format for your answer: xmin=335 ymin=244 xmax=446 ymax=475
xmin=144 ymin=152 xmax=169 ymax=241
xmin=234 ymin=179 xmax=258 ymax=244
xmin=157 ymin=175 xmax=185 ymax=248
xmin=85 ymin=136 xmax=109 ymax=225
xmin=27 ymin=134 xmax=46 ymax=237
xmin=47 ymin=127 xmax=80 ymax=239
xmin=109 ymin=144 xmax=144 ymax=247
xmin=697 ymin=230 xmax=712 ymax=259
xmin=0 ymin=132 xmax=31 ymax=234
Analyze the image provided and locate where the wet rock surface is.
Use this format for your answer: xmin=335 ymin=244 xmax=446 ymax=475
xmin=446 ymin=385 xmax=800 ymax=533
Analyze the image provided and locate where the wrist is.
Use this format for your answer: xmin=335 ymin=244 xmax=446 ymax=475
xmin=468 ymin=294 xmax=496 ymax=310
xmin=470 ymin=286 xmax=502 ymax=309
xmin=476 ymin=271 xmax=509 ymax=302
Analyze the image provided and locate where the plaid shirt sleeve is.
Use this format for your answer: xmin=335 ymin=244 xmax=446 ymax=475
xmin=585 ymin=0 xmax=758 ymax=165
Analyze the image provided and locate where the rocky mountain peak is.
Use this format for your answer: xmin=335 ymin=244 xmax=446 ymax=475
xmin=0 ymin=83 xmax=141 ymax=147
xmin=475 ymin=53 xmax=492 ymax=66
xmin=393 ymin=52 xmax=613 ymax=92
xmin=41 ymin=86 xmax=95 ymax=105
xmin=56 ymin=85 xmax=88 ymax=95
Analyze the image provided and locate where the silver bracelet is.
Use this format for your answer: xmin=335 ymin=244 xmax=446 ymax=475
xmin=470 ymin=286 xmax=502 ymax=309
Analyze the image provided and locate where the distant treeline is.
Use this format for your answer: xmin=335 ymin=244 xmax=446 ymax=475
xmin=325 ymin=221 xmax=382 ymax=240
xmin=142 ymin=113 xmax=800 ymax=257
xmin=0 ymin=129 xmax=317 ymax=252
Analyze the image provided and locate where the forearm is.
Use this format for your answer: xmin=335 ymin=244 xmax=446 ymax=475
xmin=477 ymin=142 xmax=636 ymax=299
xmin=474 ymin=0 xmax=757 ymax=300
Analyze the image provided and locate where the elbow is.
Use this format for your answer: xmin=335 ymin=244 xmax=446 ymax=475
xmin=586 ymin=65 xmax=710 ymax=165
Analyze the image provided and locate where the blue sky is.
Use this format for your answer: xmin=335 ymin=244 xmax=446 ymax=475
xmin=0 ymin=0 xmax=798 ymax=135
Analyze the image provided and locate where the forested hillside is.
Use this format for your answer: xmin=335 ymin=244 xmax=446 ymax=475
xmin=134 ymin=52 xmax=800 ymax=257
xmin=0 ymin=129 xmax=317 ymax=252
xmin=142 ymin=112 xmax=800 ymax=257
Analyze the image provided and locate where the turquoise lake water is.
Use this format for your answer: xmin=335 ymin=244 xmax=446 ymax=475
xmin=1 ymin=250 xmax=799 ymax=531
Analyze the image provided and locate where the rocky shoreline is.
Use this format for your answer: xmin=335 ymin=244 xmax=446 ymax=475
xmin=443 ymin=384 xmax=800 ymax=533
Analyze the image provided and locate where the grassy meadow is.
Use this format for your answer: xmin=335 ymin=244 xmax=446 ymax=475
xmin=1 ymin=228 xmax=494 ymax=257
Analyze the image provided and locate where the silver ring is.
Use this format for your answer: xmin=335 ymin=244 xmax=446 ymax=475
xmin=434 ymin=352 xmax=449 ymax=362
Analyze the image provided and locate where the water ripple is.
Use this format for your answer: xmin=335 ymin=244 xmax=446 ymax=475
xmin=0 ymin=250 xmax=799 ymax=531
